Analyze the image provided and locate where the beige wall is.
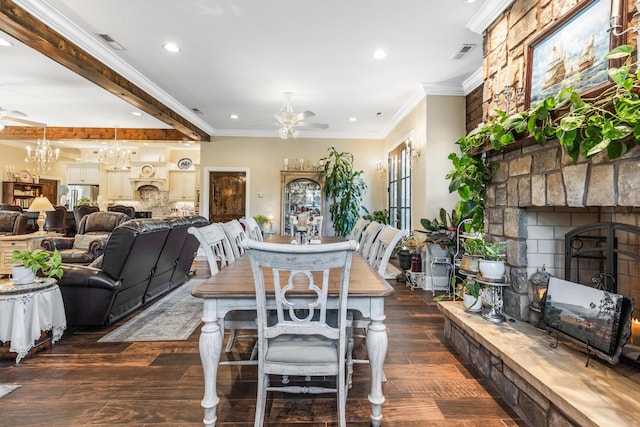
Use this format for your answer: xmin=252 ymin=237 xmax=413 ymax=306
xmin=200 ymin=136 xmax=384 ymax=234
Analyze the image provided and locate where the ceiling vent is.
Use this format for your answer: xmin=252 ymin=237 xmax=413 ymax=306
xmin=191 ymin=108 xmax=204 ymax=115
xmin=453 ymin=44 xmax=476 ymax=60
xmin=97 ymin=33 xmax=125 ymax=51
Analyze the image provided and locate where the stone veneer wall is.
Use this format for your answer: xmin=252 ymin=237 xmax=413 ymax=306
xmin=485 ymin=139 xmax=640 ymax=319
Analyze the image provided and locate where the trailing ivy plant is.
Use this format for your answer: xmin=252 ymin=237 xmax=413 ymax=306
xmin=448 ymin=45 xmax=640 ymax=232
xmin=321 ymin=147 xmax=368 ymax=237
xmin=457 ymin=45 xmax=639 ymax=162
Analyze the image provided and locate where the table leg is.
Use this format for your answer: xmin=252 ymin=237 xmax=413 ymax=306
xmin=200 ymin=300 xmax=223 ymax=426
xmin=366 ymin=311 xmax=387 ymax=427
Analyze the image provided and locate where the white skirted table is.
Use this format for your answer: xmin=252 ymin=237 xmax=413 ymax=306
xmin=0 ymin=278 xmax=66 ymax=363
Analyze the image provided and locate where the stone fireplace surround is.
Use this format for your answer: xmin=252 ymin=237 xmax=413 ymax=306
xmin=484 ymin=138 xmax=640 ymax=321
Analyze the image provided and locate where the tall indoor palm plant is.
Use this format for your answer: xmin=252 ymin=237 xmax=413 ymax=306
xmin=321 ymin=147 xmax=368 ymax=237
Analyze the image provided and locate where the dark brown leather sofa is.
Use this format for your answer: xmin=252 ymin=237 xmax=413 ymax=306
xmin=57 ymin=215 xmax=208 ymax=327
xmin=0 ymin=210 xmax=28 ymax=236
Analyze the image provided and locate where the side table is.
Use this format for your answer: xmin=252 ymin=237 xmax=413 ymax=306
xmin=0 ymin=278 xmax=66 ymax=363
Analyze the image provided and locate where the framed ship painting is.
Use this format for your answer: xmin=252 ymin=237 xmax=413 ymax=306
xmin=525 ymin=0 xmax=623 ymax=108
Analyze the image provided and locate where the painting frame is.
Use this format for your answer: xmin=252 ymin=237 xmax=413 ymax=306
xmin=525 ymin=0 xmax=625 ymax=109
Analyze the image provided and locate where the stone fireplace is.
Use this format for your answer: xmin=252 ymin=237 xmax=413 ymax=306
xmin=484 ymin=138 xmax=640 ymax=321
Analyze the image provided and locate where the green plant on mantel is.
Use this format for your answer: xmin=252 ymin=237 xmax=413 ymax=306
xmin=458 ymin=45 xmax=640 ymax=162
xmin=447 ymin=45 xmax=640 ymax=232
xmin=321 ymin=147 xmax=368 ymax=237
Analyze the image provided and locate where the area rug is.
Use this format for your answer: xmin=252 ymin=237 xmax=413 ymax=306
xmin=0 ymin=384 xmax=20 ymax=399
xmin=98 ymin=279 xmax=204 ymax=342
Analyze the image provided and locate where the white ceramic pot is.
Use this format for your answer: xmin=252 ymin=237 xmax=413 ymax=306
xmin=11 ymin=265 xmax=36 ymax=285
xmin=479 ymin=259 xmax=505 ymax=280
xmin=463 ymin=293 xmax=482 ymax=312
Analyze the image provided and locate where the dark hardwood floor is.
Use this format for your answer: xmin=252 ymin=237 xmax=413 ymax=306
xmin=0 ymin=261 xmax=525 ymax=426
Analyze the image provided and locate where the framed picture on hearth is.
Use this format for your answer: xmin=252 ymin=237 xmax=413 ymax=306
xmin=542 ymin=277 xmax=634 ymax=364
xmin=525 ymin=0 xmax=624 ymax=108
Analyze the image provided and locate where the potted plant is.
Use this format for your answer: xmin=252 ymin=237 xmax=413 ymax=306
xmin=9 ymin=248 xmax=63 ymax=284
xmin=321 ymin=147 xmax=368 ymax=237
xmin=461 ymin=278 xmax=482 ymax=312
xmin=479 ymin=241 xmax=507 ymax=280
xmin=253 ymin=214 xmax=269 ymax=230
xmin=459 ymin=237 xmax=483 ymax=274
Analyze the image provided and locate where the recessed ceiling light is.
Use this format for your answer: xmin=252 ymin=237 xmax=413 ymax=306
xmin=372 ymin=49 xmax=387 ymax=60
xmin=230 ymin=114 xmax=239 ymax=119
xmin=163 ymin=42 xmax=180 ymax=53
xmin=131 ymin=111 xmax=142 ymax=117
xmin=349 ymin=117 xmax=357 ymax=122
xmin=0 ymin=38 xmax=12 ymax=47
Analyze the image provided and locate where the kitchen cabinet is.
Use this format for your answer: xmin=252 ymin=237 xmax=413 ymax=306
xmin=169 ymin=171 xmax=195 ymax=201
xmin=106 ymin=171 xmax=134 ymax=200
xmin=67 ymin=163 xmax=100 ymax=185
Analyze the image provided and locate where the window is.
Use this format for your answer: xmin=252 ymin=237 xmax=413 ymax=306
xmin=388 ymin=139 xmax=411 ymax=231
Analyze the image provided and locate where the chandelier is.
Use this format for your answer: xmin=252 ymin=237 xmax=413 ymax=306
xmin=99 ymin=127 xmax=131 ymax=171
xmin=25 ymin=127 xmax=60 ymax=175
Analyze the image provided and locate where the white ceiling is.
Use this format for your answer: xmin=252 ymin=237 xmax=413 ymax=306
xmin=0 ymin=0 xmax=493 ymax=142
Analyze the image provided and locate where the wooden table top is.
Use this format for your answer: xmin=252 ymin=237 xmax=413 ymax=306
xmin=192 ymin=240 xmax=394 ymax=299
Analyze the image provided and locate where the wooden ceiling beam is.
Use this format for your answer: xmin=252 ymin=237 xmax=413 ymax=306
xmin=0 ymin=0 xmax=210 ymax=141
xmin=0 ymin=126 xmax=191 ymax=141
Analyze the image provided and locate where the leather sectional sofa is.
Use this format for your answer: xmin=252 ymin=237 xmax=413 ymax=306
xmin=57 ymin=215 xmax=208 ymax=327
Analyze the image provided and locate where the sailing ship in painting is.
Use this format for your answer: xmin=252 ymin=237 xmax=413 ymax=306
xmin=542 ymin=46 xmax=567 ymax=90
xmin=578 ymin=35 xmax=596 ymax=72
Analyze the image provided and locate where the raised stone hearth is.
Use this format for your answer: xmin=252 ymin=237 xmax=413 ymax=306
xmin=439 ymin=301 xmax=640 ymax=427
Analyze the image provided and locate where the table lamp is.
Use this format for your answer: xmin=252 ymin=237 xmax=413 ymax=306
xmin=28 ymin=195 xmax=55 ymax=233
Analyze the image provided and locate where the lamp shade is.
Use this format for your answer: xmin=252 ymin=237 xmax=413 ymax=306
xmin=28 ymin=195 xmax=55 ymax=213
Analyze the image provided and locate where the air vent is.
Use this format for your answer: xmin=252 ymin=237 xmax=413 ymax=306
xmin=453 ymin=44 xmax=476 ymax=60
xmin=374 ymin=112 xmax=383 ymax=118
xmin=191 ymin=108 xmax=204 ymax=115
xmin=97 ymin=33 xmax=125 ymax=51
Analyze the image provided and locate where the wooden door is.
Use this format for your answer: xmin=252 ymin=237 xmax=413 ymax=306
xmin=209 ymin=171 xmax=246 ymax=223
xmin=39 ymin=178 xmax=59 ymax=205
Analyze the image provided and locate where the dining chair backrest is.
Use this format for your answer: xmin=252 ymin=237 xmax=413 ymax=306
xmin=347 ymin=217 xmax=370 ymax=243
xmin=289 ymin=215 xmax=298 ymax=236
xmin=188 ymin=223 xmax=235 ymax=274
xmin=358 ymin=221 xmax=384 ymax=261
xmin=44 ymin=205 xmax=68 ymax=234
xmin=239 ymin=216 xmax=264 ymax=241
xmin=368 ymin=225 xmax=409 ymax=276
xmin=221 ymin=219 xmax=248 ymax=259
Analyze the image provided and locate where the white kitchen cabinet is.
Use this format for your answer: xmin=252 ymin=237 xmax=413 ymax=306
xmin=169 ymin=171 xmax=195 ymax=201
xmin=67 ymin=163 xmax=100 ymax=184
xmin=107 ymin=171 xmax=134 ymax=200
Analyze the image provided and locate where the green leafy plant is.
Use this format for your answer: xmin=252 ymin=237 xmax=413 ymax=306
xmin=461 ymin=237 xmax=484 ymax=256
xmin=10 ymin=248 xmax=63 ymax=279
xmin=253 ymin=214 xmax=269 ymax=227
xmin=321 ymin=147 xmax=368 ymax=237
xmin=77 ymin=197 xmax=97 ymax=207
xmin=363 ymin=209 xmax=389 ymax=225
xmin=482 ymin=241 xmax=507 ymax=260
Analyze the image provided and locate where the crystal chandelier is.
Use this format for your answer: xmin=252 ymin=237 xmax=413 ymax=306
xmin=25 ymin=127 xmax=60 ymax=175
xmin=99 ymin=127 xmax=131 ymax=171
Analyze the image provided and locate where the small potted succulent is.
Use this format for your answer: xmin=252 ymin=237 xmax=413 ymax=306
xmin=9 ymin=249 xmax=63 ymax=284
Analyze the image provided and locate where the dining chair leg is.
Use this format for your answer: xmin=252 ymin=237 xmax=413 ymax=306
xmin=338 ymin=370 xmax=347 ymax=427
xmin=254 ymin=371 xmax=267 ymax=427
xmin=225 ymin=328 xmax=238 ymax=352
xmin=347 ymin=335 xmax=354 ymax=389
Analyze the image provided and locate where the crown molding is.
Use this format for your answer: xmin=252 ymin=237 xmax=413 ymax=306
xmin=466 ymin=0 xmax=516 ymax=34
xmin=422 ymin=82 xmax=466 ymax=96
xmin=462 ymin=68 xmax=484 ymax=94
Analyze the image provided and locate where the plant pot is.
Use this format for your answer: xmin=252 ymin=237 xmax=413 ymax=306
xmin=479 ymin=259 xmax=505 ymax=281
xmin=463 ymin=293 xmax=482 ymax=312
xmin=460 ymin=254 xmax=481 ymax=274
xmin=11 ymin=265 xmax=36 ymax=285
xmin=427 ymin=243 xmax=449 ymax=260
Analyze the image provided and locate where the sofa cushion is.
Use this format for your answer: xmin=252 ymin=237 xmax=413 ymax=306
xmin=73 ymin=234 xmax=97 ymax=250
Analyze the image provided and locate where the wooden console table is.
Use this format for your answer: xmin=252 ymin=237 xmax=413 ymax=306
xmin=0 ymin=233 xmax=61 ymax=275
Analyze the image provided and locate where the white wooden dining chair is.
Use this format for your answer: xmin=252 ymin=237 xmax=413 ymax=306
xmin=358 ymin=221 xmax=384 ymax=262
xmin=189 ymin=222 xmax=258 ymax=359
xmin=243 ymin=239 xmax=357 ymax=427
xmin=346 ymin=217 xmax=370 ymax=244
xmin=368 ymin=225 xmax=409 ymax=276
xmin=240 ymin=216 xmax=264 ymax=241
xmin=289 ymin=215 xmax=298 ymax=236
xmin=221 ymin=219 xmax=248 ymax=259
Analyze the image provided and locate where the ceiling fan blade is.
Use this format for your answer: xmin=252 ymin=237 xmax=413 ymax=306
xmin=1 ymin=116 xmax=47 ymax=127
xmin=297 ymin=121 xmax=329 ymax=129
xmin=296 ymin=111 xmax=315 ymax=121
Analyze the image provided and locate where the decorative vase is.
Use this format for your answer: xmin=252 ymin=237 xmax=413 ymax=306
xmin=463 ymin=293 xmax=482 ymax=312
xmin=460 ymin=254 xmax=481 ymax=274
xmin=11 ymin=265 xmax=36 ymax=285
xmin=411 ymin=252 xmax=422 ymax=272
xmin=396 ymin=249 xmax=412 ymax=282
xmin=479 ymin=259 xmax=505 ymax=281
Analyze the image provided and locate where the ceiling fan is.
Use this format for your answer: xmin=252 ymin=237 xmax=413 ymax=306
xmin=273 ymin=92 xmax=328 ymax=139
xmin=0 ymin=107 xmax=47 ymax=129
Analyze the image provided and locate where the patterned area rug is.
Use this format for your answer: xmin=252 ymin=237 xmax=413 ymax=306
xmin=0 ymin=384 xmax=20 ymax=399
xmin=98 ymin=279 xmax=204 ymax=342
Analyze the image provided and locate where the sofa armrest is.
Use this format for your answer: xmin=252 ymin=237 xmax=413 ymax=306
xmin=41 ymin=237 xmax=75 ymax=251
xmin=87 ymin=238 xmax=109 ymax=261
xmin=58 ymin=263 xmax=121 ymax=291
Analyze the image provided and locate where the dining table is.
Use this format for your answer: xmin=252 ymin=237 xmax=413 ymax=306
xmin=191 ymin=235 xmax=395 ymax=426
